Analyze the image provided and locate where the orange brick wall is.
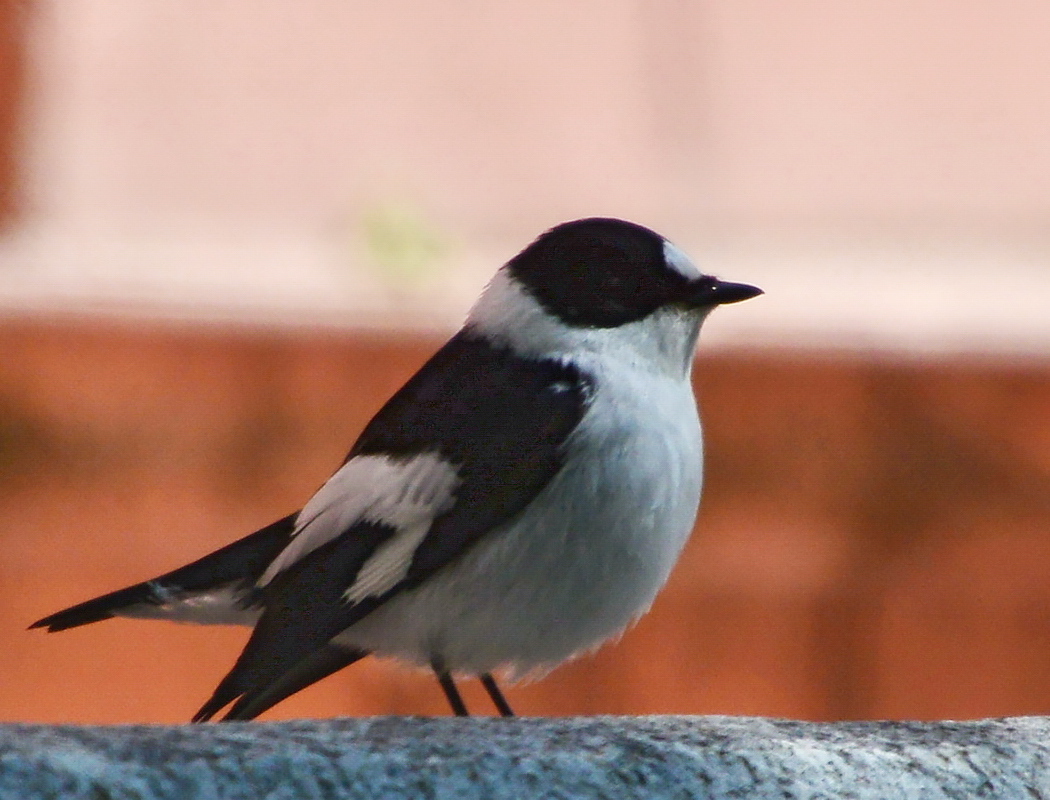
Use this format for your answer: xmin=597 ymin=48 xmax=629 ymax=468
xmin=2 ymin=317 xmax=1049 ymax=723
xmin=0 ymin=2 xmax=22 ymax=223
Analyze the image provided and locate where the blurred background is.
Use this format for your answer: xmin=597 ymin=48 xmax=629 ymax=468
xmin=2 ymin=0 xmax=1050 ymax=723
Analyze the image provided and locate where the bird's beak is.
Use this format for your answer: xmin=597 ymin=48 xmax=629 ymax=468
xmin=686 ymin=278 xmax=763 ymax=307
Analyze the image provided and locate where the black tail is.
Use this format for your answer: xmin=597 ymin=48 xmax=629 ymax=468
xmin=30 ymin=582 xmax=159 ymax=632
xmin=29 ymin=513 xmax=299 ymax=632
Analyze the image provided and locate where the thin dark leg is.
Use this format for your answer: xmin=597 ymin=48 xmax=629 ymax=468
xmin=480 ymin=673 xmax=515 ymax=717
xmin=431 ymin=657 xmax=469 ymax=716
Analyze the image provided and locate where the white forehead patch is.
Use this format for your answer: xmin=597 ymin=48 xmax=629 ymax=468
xmin=663 ymin=240 xmax=701 ymax=280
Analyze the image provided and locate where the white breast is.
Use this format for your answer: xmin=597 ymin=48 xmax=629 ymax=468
xmin=336 ymin=356 xmax=703 ymax=676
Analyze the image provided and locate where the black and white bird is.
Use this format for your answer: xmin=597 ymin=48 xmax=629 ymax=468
xmin=31 ymin=217 xmax=761 ymax=721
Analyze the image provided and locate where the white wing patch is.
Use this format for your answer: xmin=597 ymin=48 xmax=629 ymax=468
xmin=258 ymin=453 xmax=460 ymax=590
xmin=342 ymin=516 xmax=434 ymax=602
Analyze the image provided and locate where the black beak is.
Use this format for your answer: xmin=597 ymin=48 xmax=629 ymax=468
xmin=687 ymin=278 xmax=763 ymax=307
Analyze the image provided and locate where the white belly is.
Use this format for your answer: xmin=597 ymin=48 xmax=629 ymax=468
xmin=337 ymin=369 xmax=703 ymax=675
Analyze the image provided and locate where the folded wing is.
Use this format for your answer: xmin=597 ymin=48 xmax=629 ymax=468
xmin=196 ymin=330 xmax=594 ymax=720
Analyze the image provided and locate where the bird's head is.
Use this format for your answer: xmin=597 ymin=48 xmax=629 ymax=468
xmin=468 ymin=217 xmax=762 ymax=372
xmin=505 ymin=217 xmax=761 ymax=327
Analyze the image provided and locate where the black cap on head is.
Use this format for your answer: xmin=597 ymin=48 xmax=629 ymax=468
xmin=507 ymin=218 xmax=691 ymax=328
xmin=506 ymin=217 xmax=762 ymax=328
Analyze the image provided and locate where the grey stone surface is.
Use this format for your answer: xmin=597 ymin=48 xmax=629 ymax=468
xmin=1 ymin=715 xmax=1048 ymax=799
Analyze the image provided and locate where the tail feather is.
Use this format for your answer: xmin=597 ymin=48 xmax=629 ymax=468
xmin=29 ymin=583 xmax=156 ymax=632
xmin=30 ymin=512 xmax=298 ymax=633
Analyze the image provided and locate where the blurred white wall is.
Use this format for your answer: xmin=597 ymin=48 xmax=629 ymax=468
xmin=1 ymin=0 xmax=1048 ymax=350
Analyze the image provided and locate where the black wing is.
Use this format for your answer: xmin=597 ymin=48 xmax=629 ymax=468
xmin=195 ymin=330 xmax=593 ymax=720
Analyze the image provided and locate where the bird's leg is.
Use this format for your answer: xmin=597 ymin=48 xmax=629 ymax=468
xmin=431 ymin=656 xmax=469 ymax=716
xmin=480 ymin=673 xmax=515 ymax=717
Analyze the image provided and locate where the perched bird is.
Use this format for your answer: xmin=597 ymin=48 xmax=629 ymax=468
xmin=31 ymin=217 xmax=761 ymax=721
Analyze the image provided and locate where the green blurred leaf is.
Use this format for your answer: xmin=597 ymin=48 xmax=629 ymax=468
xmin=359 ymin=201 xmax=448 ymax=286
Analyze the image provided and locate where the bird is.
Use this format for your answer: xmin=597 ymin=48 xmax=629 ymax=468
xmin=30 ymin=217 xmax=762 ymax=721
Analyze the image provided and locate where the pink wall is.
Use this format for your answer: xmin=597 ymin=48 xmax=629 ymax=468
xmin=0 ymin=0 xmax=1045 ymax=349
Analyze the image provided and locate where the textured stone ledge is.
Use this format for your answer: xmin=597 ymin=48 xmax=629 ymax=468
xmin=1 ymin=715 xmax=1048 ymax=799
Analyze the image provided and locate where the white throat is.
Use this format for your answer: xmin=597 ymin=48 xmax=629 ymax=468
xmin=467 ymin=270 xmax=707 ymax=380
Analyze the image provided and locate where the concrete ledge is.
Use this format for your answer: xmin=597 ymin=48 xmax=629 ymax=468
xmin=1 ymin=715 xmax=1048 ymax=799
